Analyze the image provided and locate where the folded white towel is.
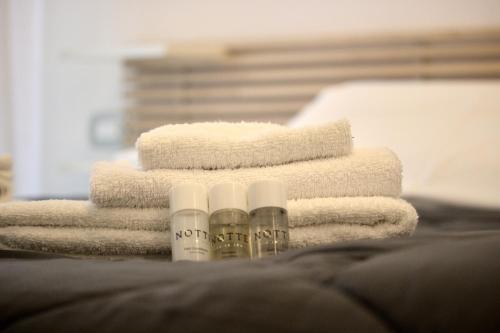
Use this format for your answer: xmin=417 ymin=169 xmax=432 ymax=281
xmin=0 ymin=227 xmax=169 ymax=256
xmin=0 ymin=200 xmax=168 ymax=231
xmin=0 ymin=197 xmax=415 ymax=230
xmin=91 ymin=148 xmax=402 ymax=208
xmin=0 ymin=197 xmax=417 ymax=256
xmin=137 ymin=120 xmax=352 ymax=170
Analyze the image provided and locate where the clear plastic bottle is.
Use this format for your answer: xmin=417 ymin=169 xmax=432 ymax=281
xmin=209 ymin=183 xmax=250 ymax=260
xmin=248 ymin=180 xmax=289 ymax=258
xmin=169 ymin=183 xmax=210 ymax=262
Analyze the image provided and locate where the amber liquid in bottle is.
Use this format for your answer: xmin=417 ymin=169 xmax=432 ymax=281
xmin=210 ymin=209 xmax=250 ymax=260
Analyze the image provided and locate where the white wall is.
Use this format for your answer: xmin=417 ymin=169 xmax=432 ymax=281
xmin=0 ymin=0 xmax=11 ymax=155
xmin=9 ymin=0 xmax=500 ymax=196
xmin=45 ymin=0 xmax=500 ymax=43
xmin=41 ymin=0 xmax=124 ymax=196
xmin=4 ymin=0 xmax=45 ymax=197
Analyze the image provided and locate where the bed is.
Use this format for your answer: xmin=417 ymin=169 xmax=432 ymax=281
xmin=2 ymin=29 xmax=500 ymax=332
xmin=1 ymin=198 xmax=500 ymax=332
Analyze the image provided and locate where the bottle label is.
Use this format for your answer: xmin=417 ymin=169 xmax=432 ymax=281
xmin=251 ymin=227 xmax=289 ymax=258
xmin=210 ymin=225 xmax=250 ymax=259
xmin=171 ymin=213 xmax=210 ymax=262
xmin=253 ymin=229 xmax=288 ymax=241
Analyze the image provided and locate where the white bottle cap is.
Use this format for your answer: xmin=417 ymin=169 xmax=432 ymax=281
xmin=247 ymin=180 xmax=287 ymax=212
xmin=169 ymin=183 xmax=208 ymax=215
xmin=209 ymin=182 xmax=247 ymax=214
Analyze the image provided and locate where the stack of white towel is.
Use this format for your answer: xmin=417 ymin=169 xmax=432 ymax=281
xmin=0 ymin=120 xmax=418 ymax=256
xmin=0 ymin=155 xmax=12 ymax=202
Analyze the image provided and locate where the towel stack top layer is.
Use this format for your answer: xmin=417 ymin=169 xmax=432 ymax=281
xmin=137 ymin=119 xmax=352 ymax=170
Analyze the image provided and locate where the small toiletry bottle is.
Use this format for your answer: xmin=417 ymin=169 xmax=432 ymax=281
xmin=247 ymin=180 xmax=289 ymax=258
xmin=169 ymin=183 xmax=210 ymax=262
xmin=209 ymin=183 xmax=250 ymax=260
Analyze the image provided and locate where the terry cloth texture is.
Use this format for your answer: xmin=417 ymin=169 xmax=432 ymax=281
xmin=0 ymin=197 xmax=417 ymax=256
xmin=0 ymin=173 xmax=11 ymax=202
xmin=0 ymin=155 xmax=12 ymax=170
xmin=137 ymin=120 xmax=352 ymax=170
xmin=91 ymin=148 xmax=402 ymax=208
xmin=0 ymin=200 xmax=169 ymax=231
xmin=0 ymin=155 xmax=12 ymax=202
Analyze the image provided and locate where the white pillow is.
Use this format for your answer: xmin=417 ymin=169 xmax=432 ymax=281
xmin=289 ymin=80 xmax=500 ymax=208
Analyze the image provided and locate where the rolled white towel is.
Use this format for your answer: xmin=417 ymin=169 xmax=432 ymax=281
xmin=91 ymin=148 xmax=402 ymax=208
xmin=0 ymin=172 xmax=12 ymax=202
xmin=137 ymin=120 xmax=352 ymax=170
xmin=0 ymin=155 xmax=11 ymax=170
xmin=0 ymin=155 xmax=12 ymax=202
xmin=0 ymin=197 xmax=417 ymax=256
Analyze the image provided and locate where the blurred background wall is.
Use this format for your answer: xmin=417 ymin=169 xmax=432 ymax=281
xmin=1 ymin=0 xmax=499 ymax=197
xmin=0 ymin=1 xmax=11 ymax=156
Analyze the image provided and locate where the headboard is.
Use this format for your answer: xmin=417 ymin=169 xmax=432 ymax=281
xmin=124 ymin=28 xmax=500 ymax=144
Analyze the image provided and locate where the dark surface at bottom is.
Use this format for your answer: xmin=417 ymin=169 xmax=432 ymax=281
xmin=1 ymin=198 xmax=499 ymax=333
